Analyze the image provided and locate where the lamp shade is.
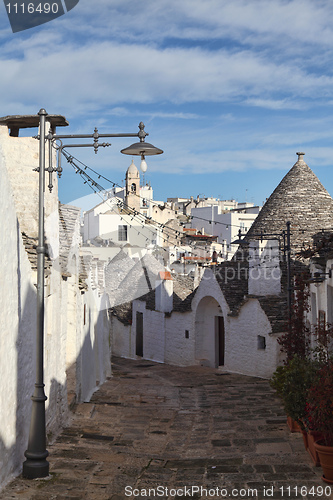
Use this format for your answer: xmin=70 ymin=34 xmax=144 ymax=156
xmin=121 ymin=141 xmax=163 ymax=156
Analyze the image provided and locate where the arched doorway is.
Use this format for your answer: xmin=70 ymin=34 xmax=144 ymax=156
xmin=195 ymin=296 xmax=225 ymax=368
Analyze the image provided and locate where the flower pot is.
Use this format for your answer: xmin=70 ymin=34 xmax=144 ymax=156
xmin=301 ymin=429 xmax=308 ymax=450
xmin=287 ymin=416 xmax=301 ymax=433
xmin=307 ymin=431 xmax=324 ymax=467
xmin=314 ymin=440 xmax=333 ymax=483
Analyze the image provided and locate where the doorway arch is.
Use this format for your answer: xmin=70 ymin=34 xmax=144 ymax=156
xmin=195 ymin=296 xmax=225 ymax=368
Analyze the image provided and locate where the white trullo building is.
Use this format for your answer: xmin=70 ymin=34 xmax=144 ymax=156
xmin=111 ymin=153 xmax=333 ymax=378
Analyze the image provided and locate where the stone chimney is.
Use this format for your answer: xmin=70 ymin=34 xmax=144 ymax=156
xmin=155 ymin=271 xmax=173 ymax=313
xmin=296 ymin=151 xmax=305 ymax=162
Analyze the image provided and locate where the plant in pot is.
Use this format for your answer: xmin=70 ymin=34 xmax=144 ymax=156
xmin=305 ymin=360 xmax=333 ymax=483
xmin=270 ymin=355 xmax=316 ymax=434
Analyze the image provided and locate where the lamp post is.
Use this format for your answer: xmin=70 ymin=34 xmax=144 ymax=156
xmin=23 ymin=109 xmax=163 ymax=479
xmin=23 ymin=108 xmax=49 ymax=479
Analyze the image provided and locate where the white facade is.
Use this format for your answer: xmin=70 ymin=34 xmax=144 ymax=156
xmin=83 ymin=203 xmax=161 ymax=247
xmin=191 ymin=205 xmax=260 ymax=259
xmin=112 ymin=266 xmax=282 ymax=379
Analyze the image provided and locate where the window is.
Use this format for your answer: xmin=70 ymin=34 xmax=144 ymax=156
xmin=131 ymin=183 xmax=136 ymax=192
xmin=257 ymin=335 xmax=266 ymax=350
xmin=185 ymin=330 xmax=189 ymax=339
xmin=118 ymin=225 xmax=128 ymax=242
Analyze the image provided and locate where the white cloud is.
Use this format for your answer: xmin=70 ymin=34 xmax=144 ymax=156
xmin=244 ymin=98 xmax=307 ymax=111
xmin=1 ymin=0 xmax=333 ymax=206
xmin=0 ymin=39 xmax=332 ymax=118
xmin=57 ymin=0 xmax=333 ymax=46
xmin=105 ymin=107 xmax=199 ymax=120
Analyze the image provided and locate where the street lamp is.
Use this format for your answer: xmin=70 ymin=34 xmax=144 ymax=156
xmin=23 ymin=109 xmax=163 ymax=479
xmin=23 ymin=109 xmax=49 ymax=479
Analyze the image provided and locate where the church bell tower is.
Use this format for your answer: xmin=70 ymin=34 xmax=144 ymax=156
xmin=125 ymin=159 xmax=140 ymax=212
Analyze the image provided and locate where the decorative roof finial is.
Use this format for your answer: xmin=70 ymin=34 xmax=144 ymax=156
xmin=296 ymin=152 xmax=305 ymax=162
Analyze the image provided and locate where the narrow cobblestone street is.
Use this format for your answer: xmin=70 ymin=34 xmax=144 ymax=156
xmin=1 ymin=357 xmax=331 ymax=500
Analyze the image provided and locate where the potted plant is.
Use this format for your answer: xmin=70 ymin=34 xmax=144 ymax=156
xmin=270 ymin=363 xmax=300 ymax=432
xmin=305 ymin=361 xmax=333 ymax=483
xmin=270 ymin=355 xmax=316 ymax=433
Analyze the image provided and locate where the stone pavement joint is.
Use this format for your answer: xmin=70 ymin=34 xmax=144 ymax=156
xmin=0 ymin=356 xmax=331 ymax=500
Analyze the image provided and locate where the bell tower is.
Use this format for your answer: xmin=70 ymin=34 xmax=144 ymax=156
xmin=125 ymin=159 xmax=140 ymax=212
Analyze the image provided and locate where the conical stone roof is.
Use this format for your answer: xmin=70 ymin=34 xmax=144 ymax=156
xmin=246 ymin=153 xmax=333 ymax=250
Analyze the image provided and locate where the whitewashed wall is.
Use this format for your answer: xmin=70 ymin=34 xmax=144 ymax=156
xmin=111 ymin=267 xmax=281 ymax=379
xmin=112 ymin=302 xmax=195 ymax=367
xmin=0 ymin=125 xmax=112 ymax=491
xmin=77 ymin=289 xmax=111 ymax=402
xmin=191 ymin=269 xmax=228 ymax=368
xmin=248 ymin=240 xmax=281 ymax=296
xmin=132 ymin=300 xmax=165 ymax=363
xmin=192 ymin=268 xmax=281 ymax=378
xmin=0 ymin=147 xmax=38 ymax=488
xmin=226 ymin=299 xmax=281 ymax=379
xmin=164 ymin=311 xmax=194 ymax=366
xmin=111 ymin=316 xmax=132 ymax=358
xmin=0 ymin=125 xmax=58 ymax=239
xmin=0 ymin=147 xmax=69 ymax=488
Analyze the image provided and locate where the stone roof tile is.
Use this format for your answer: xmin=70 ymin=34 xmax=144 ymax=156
xmin=246 ymin=153 xmax=333 ymax=251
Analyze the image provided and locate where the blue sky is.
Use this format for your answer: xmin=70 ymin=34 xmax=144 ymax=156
xmin=2 ymin=0 xmax=333 ymax=208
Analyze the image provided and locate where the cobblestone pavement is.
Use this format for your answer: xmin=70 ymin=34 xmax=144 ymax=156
xmin=1 ymin=357 xmax=332 ymax=500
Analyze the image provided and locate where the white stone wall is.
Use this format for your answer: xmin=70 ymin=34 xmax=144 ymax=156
xmin=191 ymin=269 xmax=229 ymax=367
xmin=192 ymin=269 xmax=281 ymax=378
xmin=133 ymin=300 xmax=165 ymax=363
xmin=164 ymin=312 xmax=194 ymax=366
xmin=248 ymin=240 xmax=281 ymax=296
xmin=84 ymin=210 xmax=99 ymax=242
xmin=44 ymin=270 xmax=68 ymax=437
xmin=226 ymin=299 xmax=281 ymax=379
xmin=0 ymin=124 xmax=58 ymax=240
xmin=0 ymin=126 xmax=112 ymax=491
xmin=155 ymin=274 xmax=173 ymax=313
xmin=0 ymin=148 xmax=68 ymax=488
xmin=0 ymin=148 xmax=37 ymax=488
xmin=111 ymin=266 xmax=281 ymax=379
xmin=111 ymin=316 xmax=133 ymax=359
xmin=77 ymin=289 xmax=111 ymax=402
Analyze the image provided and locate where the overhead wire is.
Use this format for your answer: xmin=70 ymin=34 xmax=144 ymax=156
xmin=61 ymin=150 xmax=252 ymax=231
xmin=60 ymin=149 xmax=333 ymax=264
xmin=61 ymin=149 xmax=216 ymax=258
